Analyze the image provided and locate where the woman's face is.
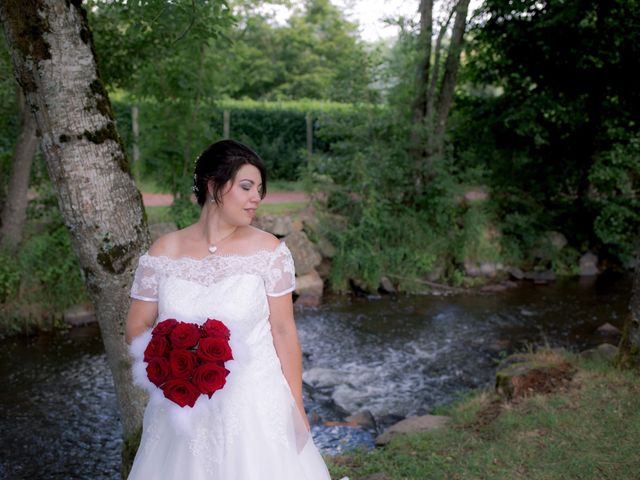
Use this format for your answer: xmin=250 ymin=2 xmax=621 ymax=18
xmin=218 ymin=163 xmax=263 ymax=225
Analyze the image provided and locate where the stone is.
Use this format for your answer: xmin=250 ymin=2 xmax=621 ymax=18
xmin=346 ymin=410 xmax=377 ymax=430
xmin=479 ymin=262 xmax=498 ymax=277
xmin=375 ymin=415 xmax=451 ymax=446
xmin=284 ymin=231 xmax=322 ymax=275
xmin=547 ymin=231 xmax=568 ymax=250
xmin=465 ymin=260 xmax=498 ymax=278
xmin=580 ymin=343 xmax=618 ymax=362
xmin=426 ymin=265 xmax=445 ymax=282
xmin=523 ymin=270 xmax=556 ymax=283
xmin=508 ymin=267 xmax=525 ymax=280
xmin=64 ymin=303 xmax=96 ymax=326
xmin=378 ymin=276 xmax=395 ymax=294
xmin=596 ymin=323 xmax=622 ymax=336
xmin=303 ymin=368 xmax=346 ymax=389
xmin=253 ymin=214 xmax=294 ymax=237
xmin=294 ymin=269 xmax=323 ymax=306
xmin=149 ymin=222 xmax=177 ymax=242
xmin=579 ymin=252 xmax=599 ymax=276
xmin=316 ymin=257 xmax=332 ymax=280
xmin=315 ymin=236 xmax=336 ymax=258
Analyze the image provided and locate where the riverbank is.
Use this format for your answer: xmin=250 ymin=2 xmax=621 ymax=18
xmin=325 ymin=349 xmax=640 ymax=480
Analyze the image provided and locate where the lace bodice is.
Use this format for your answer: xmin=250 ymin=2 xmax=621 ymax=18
xmin=131 ymin=240 xmax=295 ymax=301
xmin=130 ymin=241 xmax=295 ymax=338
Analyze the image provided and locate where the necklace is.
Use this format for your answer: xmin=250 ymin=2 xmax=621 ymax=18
xmin=207 ymin=227 xmax=237 ymax=254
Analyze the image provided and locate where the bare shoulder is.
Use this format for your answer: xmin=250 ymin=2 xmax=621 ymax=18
xmin=242 ymin=225 xmax=281 ymax=252
xmin=148 ymin=229 xmax=184 ymax=257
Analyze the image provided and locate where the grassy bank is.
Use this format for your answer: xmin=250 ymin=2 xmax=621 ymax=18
xmin=326 ymin=351 xmax=640 ymax=480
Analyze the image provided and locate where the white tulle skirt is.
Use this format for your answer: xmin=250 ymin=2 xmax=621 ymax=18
xmin=127 ymin=330 xmax=331 ymax=480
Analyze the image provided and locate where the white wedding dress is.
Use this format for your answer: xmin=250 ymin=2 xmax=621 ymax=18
xmin=127 ymin=241 xmax=331 ymax=480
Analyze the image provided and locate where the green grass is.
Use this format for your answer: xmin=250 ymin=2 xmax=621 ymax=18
xmin=258 ymin=202 xmax=307 ymax=216
xmin=267 ymin=180 xmax=304 ymax=192
xmin=326 ymin=352 xmax=640 ymax=480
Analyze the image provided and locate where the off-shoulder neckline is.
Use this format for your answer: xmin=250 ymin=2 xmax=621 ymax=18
xmin=141 ymin=240 xmax=287 ymax=263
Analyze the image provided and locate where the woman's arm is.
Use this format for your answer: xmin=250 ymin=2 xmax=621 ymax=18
xmin=268 ymin=292 xmax=310 ymax=431
xmin=125 ymin=299 xmax=158 ymax=344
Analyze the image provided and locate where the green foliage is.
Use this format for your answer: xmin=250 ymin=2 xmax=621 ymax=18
xmin=169 ymin=197 xmax=200 ymax=230
xmin=589 ymin=136 xmax=640 ymax=263
xmin=0 ymin=36 xmax=18 ymax=207
xmin=18 ymin=219 xmax=86 ymax=311
xmin=458 ymin=0 xmax=640 ymax=264
xmin=0 ymin=248 xmax=21 ymax=303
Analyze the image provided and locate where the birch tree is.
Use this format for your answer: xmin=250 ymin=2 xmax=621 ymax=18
xmin=411 ymin=0 xmax=471 ymax=195
xmin=0 ymin=86 xmax=37 ymax=250
xmin=0 ymin=0 xmax=149 ymax=473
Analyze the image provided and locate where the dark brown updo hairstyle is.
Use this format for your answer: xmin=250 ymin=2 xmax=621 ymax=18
xmin=192 ymin=139 xmax=267 ymax=207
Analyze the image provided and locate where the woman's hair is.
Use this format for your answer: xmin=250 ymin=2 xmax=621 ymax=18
xmin=192 ymin=139 xmax=267 ymax=207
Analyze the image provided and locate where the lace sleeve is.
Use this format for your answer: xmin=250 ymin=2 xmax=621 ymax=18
xmin=130 ymin=254 xmax=159 ymax=302
xmin=265 ymin=242 xmax=296 ymax=297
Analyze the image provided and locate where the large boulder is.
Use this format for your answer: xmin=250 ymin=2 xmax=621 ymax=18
xmin=295 ymin=269 xmax=324 ymax=306
xmin=579 ymin=252 xmax=599 ymax=276
xmin=580 ymin=343 xmax=618 ymax=363
xmin=285 ymin=231 xmax=322 ymax=275
xmin=253 ymin=214 xmax=295 ymax=237
xmin=375 ymin=415 xmax=451 ymax=446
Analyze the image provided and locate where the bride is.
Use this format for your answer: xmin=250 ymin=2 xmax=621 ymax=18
xmin=125 ymin=139 xmax=331 ymax=479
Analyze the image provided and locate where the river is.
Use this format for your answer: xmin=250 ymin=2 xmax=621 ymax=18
xmin=0 ymin=272 xmax=631 ymax=479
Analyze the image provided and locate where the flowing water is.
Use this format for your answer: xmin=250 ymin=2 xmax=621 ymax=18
xmin=0 ymin=272 xmax=632 ymax=479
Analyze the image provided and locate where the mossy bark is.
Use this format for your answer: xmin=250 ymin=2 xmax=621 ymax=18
xmin=121 ymin=426 xmax=142 ymax=479
xmin=616 ymin=259 xmax=640 ymax=370
xmin=1 ymin=0 xmax=149 ymax=469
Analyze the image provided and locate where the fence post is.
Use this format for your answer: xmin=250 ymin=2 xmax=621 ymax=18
xmin=306 ymin=111 xmax=313 ymax=161
xmin=223 ymin=110 xmax=230 ymax=139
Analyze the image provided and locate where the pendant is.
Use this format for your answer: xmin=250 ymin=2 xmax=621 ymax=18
xmin=208 ymin=245 xmax=217 ymax=254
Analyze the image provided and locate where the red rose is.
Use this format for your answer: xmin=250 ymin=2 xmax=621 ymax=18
xmin=162 ymin=378 xmax=200 ymax=408
xmin=169 ymin=349 xmax=198 ymax=379
xmin=201 ymin=318 xmax=231 ymax=340
xmin=197 ymin=337 xmax=233 ymax=363
xmin=192 ymin=363 xmax=229 ymax=397
xmin=144 ymin=335 xmax=170 ymax=362
xmin=146 ymin=357 xmax=170 ymax=387
xmin=169 ymin=322 xmax=201 ymax=349
xmin=152 ymin=319 xmax=178 ymax=337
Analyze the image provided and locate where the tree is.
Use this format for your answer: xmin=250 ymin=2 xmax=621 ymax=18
xmin=461 ymin=0 xmax=640 ymax=260
xmin=1 ymin=0 xmax=149 ymax=474
xmin=0 ymin=86 xmax=37 ymax=250
xmin=411 ymin=0 xmax=471 ymax=197
xmin=88 ymin=0 xmax=234 ymax=195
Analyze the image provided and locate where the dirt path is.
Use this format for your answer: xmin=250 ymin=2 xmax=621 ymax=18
xmin=142 ymin=191 xmax=308 ymax=207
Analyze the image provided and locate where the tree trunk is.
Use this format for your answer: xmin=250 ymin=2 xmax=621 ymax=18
xmin=410 ymin=0 xmax=471 ymax=198
xmin=616 ymin=259 xmax=640 ymax=369
xmin=434 ymin=0 xmax=471 ymax=140
xmin=1 ymin=0 xmax=149 ymax=472
xmin=0 ymin=86 xmax=38 ymax=250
